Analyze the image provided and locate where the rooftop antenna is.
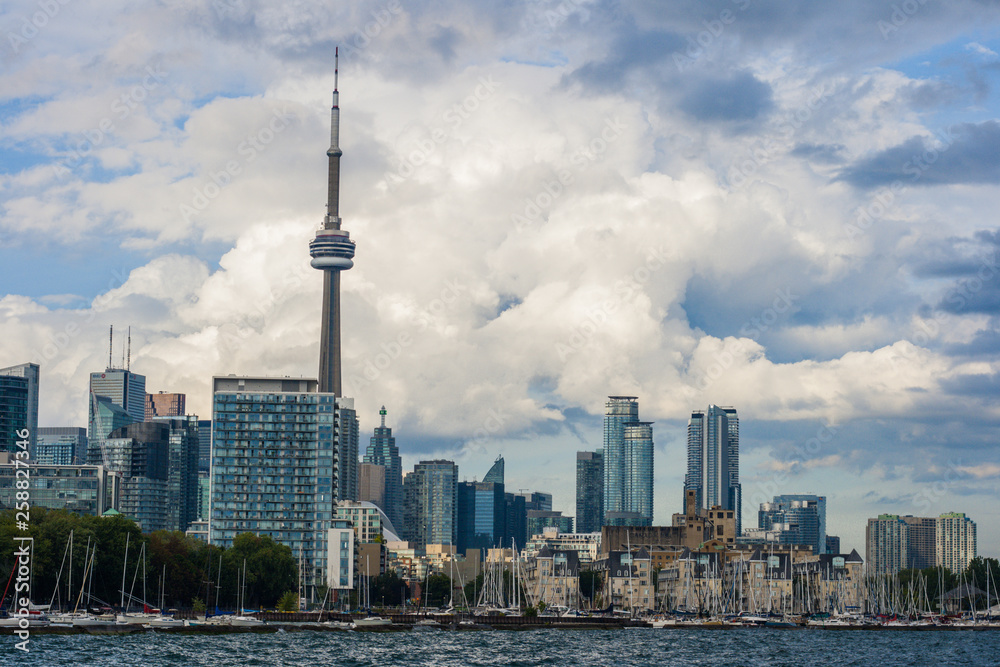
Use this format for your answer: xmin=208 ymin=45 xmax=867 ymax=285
xmin=127 ymin=326 xmax=131 ymax=372
xmin=108 ymin=325 xmax=113 ymax=370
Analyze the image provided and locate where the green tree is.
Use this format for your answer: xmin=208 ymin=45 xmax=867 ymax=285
xmin=278 ymin=590 xmax=298 ymax=611
xmin=424 ymin=573 xmax=453 ymax=607
xmin=192 ymin=597 xmax=206 ymax=614
xmin=370 ymin=570 xmax=409 ymax=607
xmin=223 ymin=533 xmax=297 ymax=609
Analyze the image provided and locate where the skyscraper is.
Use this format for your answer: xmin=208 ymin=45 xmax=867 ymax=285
xmin=152 ymin=415 xmax=201 ymax=533
xmin=363 ymin=406 xmax=402 ymax=527
xmin=336 ymin=400 xmax=359 ymax=501
xmin=603 ymin=396 xmax=653 ymax=526
xmin=105 ymin=421 xmax=171 ymax=533
xmin=685 ymin=405 xmax=741 ymax=535
xmin=210 ymin=375 xmax=339 ymax=591
xmin=758 ymin=494 xmax=827 ymax=555
xmin=0 ymin=363 xmax=39 ymax=456
xmin=197 ymin=419 xmax=212 ymax=472
xmin=576 ymin=450 xmax=604 ymax=534
xmin=936 ymin=512 xmax=977 ymax=574
xmin=403 ymin=460 xmax=458 ymax=547
xmin=483 ymin=455 xmax=504 ymax=484
xmin=457 ymin=481 xmax=505 ymax=553
xmin=310 ymin=48 xmax=356 ymax=397
xmin=88 ymin=368 xmax=146 ymax=447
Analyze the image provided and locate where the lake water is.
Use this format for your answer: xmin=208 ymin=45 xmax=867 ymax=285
xmin=5 ymin=627 xmax=999 ymax=666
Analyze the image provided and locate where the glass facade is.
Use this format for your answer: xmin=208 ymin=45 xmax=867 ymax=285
xmin=36 ymin=427 xmax=87 ymax=466
xmin=210 ymin=376 xmax=339 ymax=591
xmin=603 ymin=397 xmax=653 ymax=526
xmin=0 ymin=363 xmax=38 ymax=455
xmin=0 ymin=460 xmax=108 ymax=515
xmin=685 ymin=405 xmax=741 ymax=534
xmin=105 ymin=421 xmax=172 ymax=533
xmin=404 ymin=460 xmax=457 ymax=547
xmin=575 ymin=450 xmax=603 ymax=533
xmin=363 ymin=407 xmax=402 ymax=528
xmin=758 ymin=494 xmax=827 ymax=555
xmin=153 ymin=415 xmax=201 ymax=532
xmin=457 ymin=481 xmax=505 ymax=553
xmin=0 ymin=374 xmax=29 ymax=455
xmin=88 ymin=369 xmax=146 ymax=444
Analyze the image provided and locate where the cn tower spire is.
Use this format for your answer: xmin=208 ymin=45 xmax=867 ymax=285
xmin=310 ymin=45 xmax=356 ymax=396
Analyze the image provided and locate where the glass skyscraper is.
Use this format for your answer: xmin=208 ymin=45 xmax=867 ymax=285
xmin=457 ymin=480 xmax=505 ymax=553
xmin=336 ymin=402 xmax=359 ymax=502
xmin=575 ymin=450 xmax=604 ymax=533
xmin=603 ymin=397 xmax=653 ymax=527
xmin=152 ymin=415 xmax=201 ymax=532
xmin=0 ymin=363 xmax=39 ymax=456
xmin=685 ymin=405 xmax=741 ymax=535
xmin=210 ymin=375 xmax=340 ymax=592
xmin=758 ymin=494 xmax=827 ymax=555
xmin=363 ymin=406 xmax=402 ymax=526
xmin=88 ymin=368 xmax=146 ymax=448
xmin=403 ymin=459 xmax=458 ymax=547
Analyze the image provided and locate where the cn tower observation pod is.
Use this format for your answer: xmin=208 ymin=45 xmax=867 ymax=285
xmin=310 ymin=228 xmax=356 ymax=270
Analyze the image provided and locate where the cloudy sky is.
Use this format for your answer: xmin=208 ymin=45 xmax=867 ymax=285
xmin=3 ymin=0 xmax=1000 ymax=557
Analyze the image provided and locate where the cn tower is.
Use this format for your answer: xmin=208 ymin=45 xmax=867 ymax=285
xmin=310 ymin=47 xmax=356 ymax=396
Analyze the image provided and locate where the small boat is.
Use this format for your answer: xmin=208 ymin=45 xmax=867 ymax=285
xmin=353 ymin=615 xmax=392 ymax=628
xmin=413 ymin=618 xmax=442 ymax=629
xmin=321 ymin=620 xmax=354 ymax=630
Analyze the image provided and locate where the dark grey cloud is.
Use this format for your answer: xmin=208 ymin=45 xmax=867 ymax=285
xmin=939 ymin=373 xmax=1000 ymax=397
xmin=677 ymin=71 xmax=773 ymax=123
xmin=837 ymin=121 xmax=1000 ymax=189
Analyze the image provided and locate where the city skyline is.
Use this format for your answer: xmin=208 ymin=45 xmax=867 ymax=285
xmin=2 ymin=2 xmax=1000 ymax=556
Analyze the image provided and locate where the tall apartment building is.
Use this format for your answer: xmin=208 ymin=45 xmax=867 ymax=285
xmin=210 ymin=375 xmax=341 ymax=591
xmin=0 ymin=363 xmax=39 ymax=455
xmin=685 ymin=405 xmax=741 ymax=535
xmin=152 ymin=415 xmax=201 ymax=532
xmin=603 ymin=396 xmax=654 ymax=527
xmin=402 ymin=460 xmax=458 ymax=548
xmin=336 ymin=401 xmax=359 ymax=502
xmin=145 ymin=391 xmax=186 ymax=420
xmin=936 ymin=512 xmax=977 ymax=573
xmin=866 ymin=512 xmax=976 ymax=575
xmin=576 ymin=450 xmax=604 ymax=534
xmin=36 ymin=427 xmax=87 ymax=466
xmin=197 ymin=419 xmax=212 ymax=472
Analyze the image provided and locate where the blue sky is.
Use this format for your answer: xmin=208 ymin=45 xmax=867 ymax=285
xmin=2 ymin=0 xmax=1000 ymax=558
